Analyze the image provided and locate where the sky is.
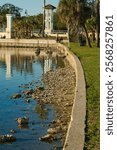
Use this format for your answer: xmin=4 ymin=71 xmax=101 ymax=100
xmin=0 ymin=0 xmax=59 ymax=16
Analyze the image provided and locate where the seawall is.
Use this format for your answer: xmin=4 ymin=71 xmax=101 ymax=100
xmin=57 ymin=44 xmax=86 ymax=150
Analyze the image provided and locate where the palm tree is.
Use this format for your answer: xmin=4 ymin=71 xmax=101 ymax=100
xmin=77 ymin=0 xmax=92 ymax=47
xmin=57 ymin=0 xmax=92 ymax=47
xmin=57 ymin=0 xmax=77 ymax=47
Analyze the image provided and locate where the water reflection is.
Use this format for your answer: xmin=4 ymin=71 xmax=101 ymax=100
xmin=0 ymin=47 xmax=64 ymax=149
xmin=0 ymin=47 xmax=61 ymax=79
xmin=44 ymin=56 xmax=52 ymax=74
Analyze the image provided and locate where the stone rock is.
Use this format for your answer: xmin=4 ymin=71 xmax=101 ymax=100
xmin=12 ymin=93 xmax=21 ymax=99
xmin=47 ymin=128 xmax=57 ymax=134
xmin=38 ymin=87 xmax=44 ymax=91
xmin=23 ymin=89 xmax=33 ymax=95
xmin=0 ymin=134 xmax=16 ymax=143
xmin=10 ymin=129 xmax=16 ymax=134
xmin=18 ymin=124 xmax=29 ymax=129
xmin=17 ymin=117 xmax=29 ymax=125
xmin=39 ymin=134 xmax=54 ymax=142
xmin=65 ymin=102 xmax=73 ymax=107
xmin=32 ymin=94 xmax=36 ymax=100
xmin=32 ymin=94 xmax=38 ymax=100
xmin=25 ymin=99 xmax=30 ymax=103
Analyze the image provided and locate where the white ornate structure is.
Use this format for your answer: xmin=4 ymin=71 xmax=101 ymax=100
xmin=44 ymin=4 xmax=56 ymax=35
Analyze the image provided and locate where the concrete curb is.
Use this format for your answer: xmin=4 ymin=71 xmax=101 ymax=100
xmin=57 ymin=44 xmax=86 ymax=150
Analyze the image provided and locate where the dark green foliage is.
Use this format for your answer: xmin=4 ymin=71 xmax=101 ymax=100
xmin=0 ymin=3 xmax=22 ymax=16
xmin=53 ymin=12 xmax=67 ymax=30
xmin=57 ymin=0 xmax=92 ymax=47
xmin=0 ymin=3 xmax=22 ymax=29
xmin=13 ymin=14 xmax=43 ymax=38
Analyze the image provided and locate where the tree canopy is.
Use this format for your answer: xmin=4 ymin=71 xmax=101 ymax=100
xmin=0 ymin=3 xmax=22 ymax=16
xmin=0 ymin=3 xmax=22 ymax=29
xmin=57 ymin=0 xmax=100 ymax=47
xmin=57 ymin=0 xmax=92 ymax=47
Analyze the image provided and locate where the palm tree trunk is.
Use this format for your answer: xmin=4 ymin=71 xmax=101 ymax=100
xmin=83 ymin=24 xmax=92 ymax=48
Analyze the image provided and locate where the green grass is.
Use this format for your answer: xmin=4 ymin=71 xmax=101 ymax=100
xmin=70 ymin=42 xmax=100 ymax=150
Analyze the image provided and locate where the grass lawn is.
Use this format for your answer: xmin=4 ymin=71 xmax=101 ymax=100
xmin=70 ymin=42 xmax=100 ymax=150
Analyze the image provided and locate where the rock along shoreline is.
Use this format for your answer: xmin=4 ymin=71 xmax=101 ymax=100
xmin=32 ymin=60 xmax=76 ymax=147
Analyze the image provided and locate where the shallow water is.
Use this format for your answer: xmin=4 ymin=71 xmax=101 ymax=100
xmin=0 ymin=47 xmax=64 ymax=150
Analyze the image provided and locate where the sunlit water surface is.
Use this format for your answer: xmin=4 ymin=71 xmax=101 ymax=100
xmin=0 ymin=47 xmax=64 ymax=150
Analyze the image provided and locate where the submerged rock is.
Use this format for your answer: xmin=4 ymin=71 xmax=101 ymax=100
xmin=17 ymin=117 xmax=29 ymax=125
xmin=10 ymin=129 xmax=16 ymax=134
xmin=25 ymin=99 xmax=30 ymax=103
xmin=18 ymin=124 xmax=29 ymax=129
xmin=0 ymin=134 xmax=16 ymax=143
xmin=39 ymin=134 xmax=54 ymax=142
xmin=38 ymin=86 xmax=44 ymax=91
xmin=11 ymin=93 xmax=21 ymax=99
xmin=47 ymin=128 xmax=58 ymax=134
xmin=23 ymin=89 xmax=34 ymax=95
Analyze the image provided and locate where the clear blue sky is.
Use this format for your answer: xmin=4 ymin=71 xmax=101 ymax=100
xmin=0 ymin=0 xmax=59 ymax=16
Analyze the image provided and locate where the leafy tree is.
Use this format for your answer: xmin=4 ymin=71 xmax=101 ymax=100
xmin=57 ymin=0 xmax=92 ymax=47
xmin=77 ymin=0 xmax=92 ymax=47
xmin=0 ymin=3 xmax=22 ymax=16
xmin=86 ymin=16 xmax=96 ymax=41
xmin=53 ymin=12 xmax=67 ymax=30
xmin=13 ymin=14 xmax=43 ymax=38
xmin=0 ymin=3 xmax=22 ymax=29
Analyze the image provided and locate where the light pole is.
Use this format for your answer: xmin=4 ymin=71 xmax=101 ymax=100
xmin=43 ymin=0 xmax=46 ymax=37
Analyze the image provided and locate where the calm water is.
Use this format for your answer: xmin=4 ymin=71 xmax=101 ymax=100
xmin=0 ymin=47 xmax=64 ymax=150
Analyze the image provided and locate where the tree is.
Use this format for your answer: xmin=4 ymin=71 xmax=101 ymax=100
xmin=0 ymin=3 xmax=22 ymax=16
xmin=86 ymin=16 xmax=96 ymax=42
xmin=85 ymin=0 xmax=96 ymax=42
xmin=57 ymin=0 xmax=76 ymax=47
xmin=0 ymin=3 xmax=22 ymax=29
xmin=13 ymin=14 xmax=43 ymax=38
xmin=53 ymin=12 xmax=66 ymax=30
xmin=77 ymin=0 xmax=92 ymax=47
xmin=57 ymin=0 xmax=92 ymax=47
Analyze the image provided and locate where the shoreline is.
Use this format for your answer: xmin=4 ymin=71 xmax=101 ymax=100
xmin=32 ymin=61 xmax=76 ymax=147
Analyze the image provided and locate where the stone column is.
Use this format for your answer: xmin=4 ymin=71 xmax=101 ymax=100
xmin=6 ymin=14 xmax=12 ymax=39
